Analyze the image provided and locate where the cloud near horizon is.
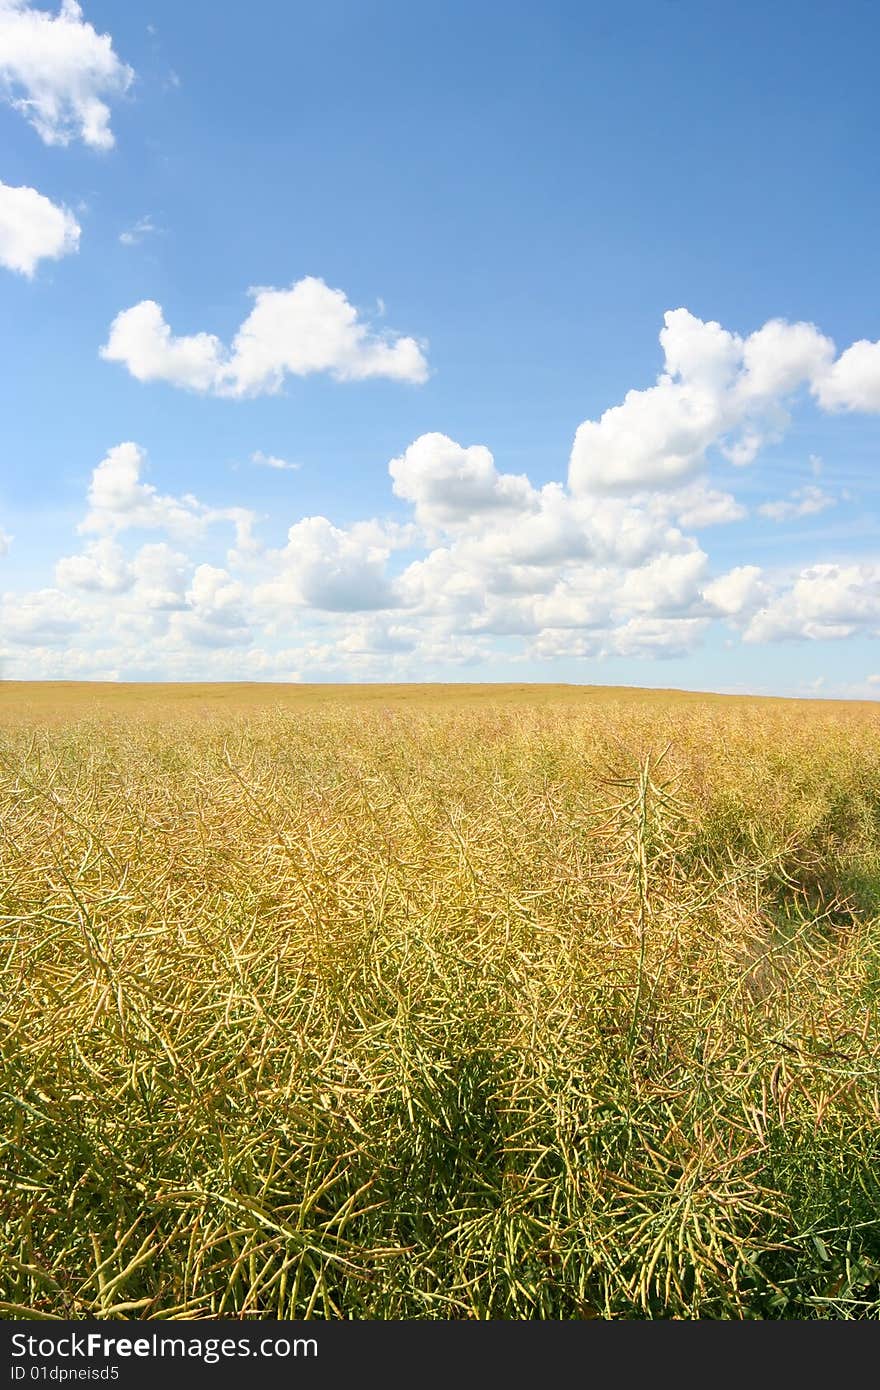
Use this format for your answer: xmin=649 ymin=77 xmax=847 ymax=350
xmin=6 ymin=299 xmax=880 ymax=686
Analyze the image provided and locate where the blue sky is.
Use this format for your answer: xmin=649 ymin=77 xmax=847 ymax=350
xmin=1 ymin=0 xmax=879 ymax=693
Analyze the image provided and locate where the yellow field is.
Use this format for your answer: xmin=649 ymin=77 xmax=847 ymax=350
xmin=8 ymin=678 xmax=877 ymax=719
xmin=1 ymin=683 xmax=879 ymax=1318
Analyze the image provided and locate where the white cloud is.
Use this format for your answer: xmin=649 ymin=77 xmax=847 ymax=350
xmin=5 ymin=378 xmax=880 ymax=680
xmin=389 ymin=433 xmax=536 ymax=528
xmin=814 ymin=338 xmax=880 ymax=413
xmin=671 ymin=482 xmax=747 ymax=528
xmin=388 ymin=437 xmax=700 ymax=575
xmin=101 ymin=277 xmax=429 ymax=395
xmin=618 ymin=549 xmax=709 ymax=615
xmin=119 ymin=215 xmax=156 ymax=247
xmin=251 ymin=450 xmax=299 ymax=472
xmin=257 ymin=516 xmax=396 ymax=614
xmin=337 ymin=618 xmax=417 ymax=656
xmin=227 ymin=278 xmax=429 ymax=391
xmin=0 ymin=179 xmax=79 ymax=275
xmin=81 ymin=442 xmax=204 ymax=535
xmin=703 ymin=565 xmax=768 ymax=617
xmin=1 ymin=586 xmax=87 ymax=644
xmin=128 ymin=543 xmax=188 ymax=610
xmin=0 ymin=0 xmax=133 ymax=150
xmin=168 ymin=564 xmax=250 ymax=648
xmin=99 ymin=305 xmax=225 ymax=393
xmin=79 ymin=441 xmax=258 ymax=546
xmin=744 ymin=563 xmax=880 ymax=643
xmin=758 ymin=485 xmax=836 ymax=522
xmin=0 ymin=642 xmax=123 ymax=680
xmin=569 ymin=309 xmax=752 ymax=492
xmin=609 ymin=615 xmax=708 ymax=659
xmin=186 ymin=563 xmax=244 ymax=618
xmin=568 ymin=308 xmax=872 ymax=493
xmin=737 ymin=318 xmax=834 ymax=402
xmin=0 ymin=528 xmax=11 ymax=556
xmin=389 ymin=457 xmax=712 ymax=654
xmin=55 ymin=537 xmax=131 ymax=591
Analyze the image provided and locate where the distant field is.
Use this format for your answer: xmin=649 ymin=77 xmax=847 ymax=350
xmin=6 ymin=678 xmax=875 ymax=720
xmin=1 ymin=683 xmax=879 ymax=1318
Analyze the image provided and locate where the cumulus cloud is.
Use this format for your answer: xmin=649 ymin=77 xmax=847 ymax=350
xmin=670 ymin=482 xmax=747 ymax=529
xmin=81 ymin=442 xmax=204 ymax=535
xmin=0 ymin=179 xmax=79 ymax=275
xmin=618 ymin=549 xmax=709 ymax=615
xmin=257 ymin=516 xmax=396 ymax=614
xmin=737 ymin=318 xmax=834 ymax=402
xmin=386 ymin=440 xmax=720 ymax=656
xmin=814 ymin=339 xmax=880 ymax=413
xmin=337 ymin=618 xmax=417 ymax=656
xmin=6 ymin=356 xmax=880 ymax=681
xmin=168 ymin=565 xmax=250 ymax=648
xmin=703 ymin=565 xmax=769 ymax=617
xmin=0 ymin=0 xmax=133 ymax=149
xmin=744 ymin=564 xmax=880 ymax=643
xmin=0 ymin=641 xmax=123 ymax=681
xmin=1 ymin=586 xmax=86 ymax=644
xmin=55 ymin=537 xmax=131 ymax=591
xmin=128 ymin=543 xmax=189 ymax=611
xmin=101 ymin=277 xmax=429 ymax=395
xmin=609 ymin=616 xmax=709 ymax=659
xmin=389 ymin=433 xmax=536 ymax=528
xmin=99 ymin=306 xmax=225 ymax=393
xmin=388 ymin=435 xmax=702 ymax=575
xmin=567 ymin=308 xmax=877 ymax=493
xmin=186 ymin=564 xmax=244 ymax=618
xmin=758 ymin=485 xmax=836 ymax=522
xmin=79 ymin=442 xmax=257 ymax=548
